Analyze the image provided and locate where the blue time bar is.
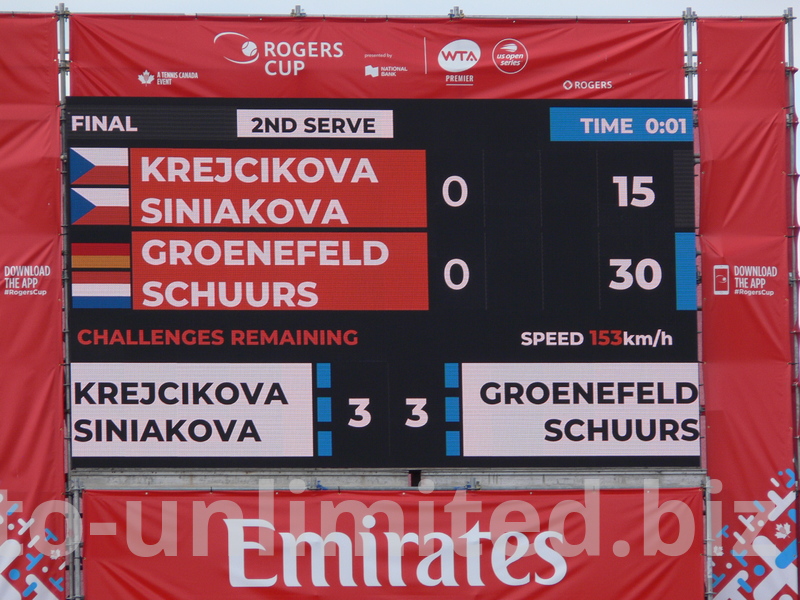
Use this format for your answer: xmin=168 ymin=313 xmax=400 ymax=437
xmin=550 ymin=107 xmax=694 ymax=141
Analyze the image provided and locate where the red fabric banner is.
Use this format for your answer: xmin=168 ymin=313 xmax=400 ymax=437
xmin=698 ymin=18 xmax=796 ymax=600
xmin=69 ymin=16 xmax=684 ymax=99
xmin=0 ymin=13 xmax=67 ymax=600
xmin=82 ymin=488 xmax=703 ymax=600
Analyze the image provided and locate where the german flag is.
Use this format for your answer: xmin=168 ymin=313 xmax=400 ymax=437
xmin=71 ymin=243 xmax=131 ymax=269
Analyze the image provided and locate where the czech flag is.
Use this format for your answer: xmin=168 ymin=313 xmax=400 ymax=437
xmin=71 ymin=188 xmax=130 ymax=225
xmin=70 ymin=148 xmax=129 ymax=185
xmin=71 ymin=271 xmax=131 ymax=309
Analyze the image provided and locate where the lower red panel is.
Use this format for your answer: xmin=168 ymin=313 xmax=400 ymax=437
xmin=83 ymin=488 xmax=703 ymax=600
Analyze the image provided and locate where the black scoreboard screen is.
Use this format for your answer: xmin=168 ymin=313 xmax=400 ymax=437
xmin=66 ymin=98 xmax=698 ymax=468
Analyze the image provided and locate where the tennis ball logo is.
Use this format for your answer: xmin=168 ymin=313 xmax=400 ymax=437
xmin=242 ymin=41 xmax=258 ymax=58
xmin=213 ymin=31 xmax=260 ymax=64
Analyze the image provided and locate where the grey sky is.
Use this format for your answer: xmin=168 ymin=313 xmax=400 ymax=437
xmin=8 ymin=0 xmax=797 ymax=18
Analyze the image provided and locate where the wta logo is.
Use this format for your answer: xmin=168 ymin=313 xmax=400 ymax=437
xmin=438 ymin=39 xmax=481 ymax=73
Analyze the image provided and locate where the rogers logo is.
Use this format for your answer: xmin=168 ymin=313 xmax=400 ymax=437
xmin=492 ymin=39 xmax=528 ymax=74
xmin=214 ymin=32 xmax=260 ymax=64
xmin=563 ymin=80 xmax=614 ymax=90
xmin=438 ymin=39 xmax=481 ymax=73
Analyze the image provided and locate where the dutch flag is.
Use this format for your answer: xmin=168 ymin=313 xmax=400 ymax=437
xmin=71 ymin=270 xmax=131 ymax=309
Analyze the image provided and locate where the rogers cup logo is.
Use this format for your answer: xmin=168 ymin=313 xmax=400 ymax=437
xmin=214 ymin=32 xmax=260 ymax=64
xmin=213 ymin=31 xmax=345 ymax=76
xmin=438 ymin=39 xmax=481 ymax=72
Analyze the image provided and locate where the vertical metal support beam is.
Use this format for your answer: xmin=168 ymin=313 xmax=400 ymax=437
xmin=705 ymin=477 xmax=715 ymax=600
xmin=785 ymin=9 xmax=800 ymax=600
xmin=57 ymin=3 xmax=68 ymax=103
xmin=55 ymin=4 xmax=79 ymax=598
xmin=786 ymin=6 xmax=797 ymax=349
xmin=683 ymin=7 xmax=698 ymax=101
xmin=66 ymin=486 xmax=82 ymax=600
xmin=685 ymin=8 xmax=709 ymax=599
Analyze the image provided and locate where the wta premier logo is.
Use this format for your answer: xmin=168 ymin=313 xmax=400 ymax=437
xmin=438 ymin=39 xmax=481 ymax=73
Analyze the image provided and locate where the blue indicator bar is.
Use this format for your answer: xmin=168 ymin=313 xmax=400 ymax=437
xmin=444 ymin=363 xmax=460 ymax=388
xmin=550 ymin=107 xmax=693 ymax=141
xmin=317 ymin=431 xmax=333 ymax=456
xmin=446 ymin=431 xmax=461 ymax=456
xmin=316 ymin=363 xmax=331 ymax=388
xmin=445 ymin=397 xmax=461 ymax=423
xmin=675 ymin=232 xmax=697 ymax=310
xmin=316 ymin=397 xmax=332 ymax=422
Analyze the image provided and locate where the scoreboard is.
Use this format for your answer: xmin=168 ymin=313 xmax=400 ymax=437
xmin=66 ymin=97 xmax=698 ymax=468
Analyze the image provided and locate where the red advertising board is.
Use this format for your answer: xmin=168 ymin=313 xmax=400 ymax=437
xmin=82 ymin=488 xmax=703 ymax=600
xmin=0 ymin=13 xmax=66 ymax=600
xmin=69 ymin=16 xmax=684 ymax=99
xmin=698 ymin=18 xmax=797 ymax=600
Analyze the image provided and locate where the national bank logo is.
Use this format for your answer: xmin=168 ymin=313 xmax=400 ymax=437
xmin=438 ymin=39 xmax=481 ymax=73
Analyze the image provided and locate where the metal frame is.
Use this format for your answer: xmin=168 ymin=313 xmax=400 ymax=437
xmin=787 ymin=8 xmax=800 ymax=600
xmin=682 ymin=11 xmax=715 ymax=598
xmin=49 ymin=6 xmax=798 ymax=600
xmin=54 ymin=4 xmax=83 ymax=599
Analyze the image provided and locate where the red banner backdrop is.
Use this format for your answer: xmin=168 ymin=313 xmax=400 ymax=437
xmin=82 ymin=488 xmax=703 ymax=600
xmin=698 ymin=18 xmax=797 ymax=600
xmin=69 ymin=16 xmax=684 ymax=99
xmin=0 ymin=12 xmax=67 ymax=600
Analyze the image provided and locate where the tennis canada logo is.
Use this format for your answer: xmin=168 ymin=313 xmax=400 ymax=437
xmin=137 ymin=69 xmax=199 ymax=86
xmin=492 ymin=39 xmax=528 ymax=74
xmin=138 ymin=70 xmax=154 ymax=85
